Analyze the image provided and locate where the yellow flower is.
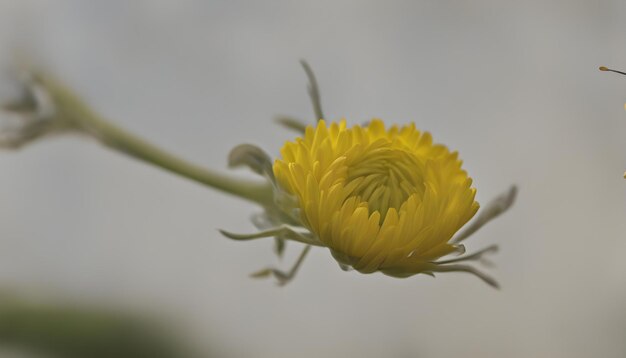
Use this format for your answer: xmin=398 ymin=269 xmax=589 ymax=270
xmin=223 ymin=117 xmax=517 ymax=287
xmin=221 ymin=63 xmax=516 ymax=287
xmin=223 ymin=118 xmax=516 ymax=287
xmin=274 ymin=118 xmax=479 ymax=277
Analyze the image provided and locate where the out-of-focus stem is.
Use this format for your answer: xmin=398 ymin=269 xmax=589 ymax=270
xmin=38 ymin=72 xmax=273 ymax=206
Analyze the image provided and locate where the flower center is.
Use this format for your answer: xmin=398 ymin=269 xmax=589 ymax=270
xmin=345 ymin=145 xmax=426 ymax=218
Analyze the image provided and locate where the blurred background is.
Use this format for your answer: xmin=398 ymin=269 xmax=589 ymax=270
xmin=0 ymin=0 xmax=625 ymax=357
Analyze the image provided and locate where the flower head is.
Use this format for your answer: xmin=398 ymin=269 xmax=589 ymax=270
xmin=223 ymin=118 xmax=516 ymax=287
xmin=221 ymin=62 xmax=516 ymax=287
xmin=274 ymin=119 xmax=478 ymax=276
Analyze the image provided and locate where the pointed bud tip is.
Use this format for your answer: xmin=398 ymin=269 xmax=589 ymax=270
xmin=250 ymin=269 xmax=273 ymax=278
xmin=598 ymin=66 xmax=626 ymax=76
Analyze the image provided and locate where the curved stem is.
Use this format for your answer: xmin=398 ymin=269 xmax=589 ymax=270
xmin=39 ymin=72 xmax=273 ymax=206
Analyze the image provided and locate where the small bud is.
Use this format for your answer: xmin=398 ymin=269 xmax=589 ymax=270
xmin=0 ymin=70 xmax=62 ymax=149
xmin=598 ymin=66 xmax=626 ymax=76
xmin=228 ymin=143 xmax=275 ymax=181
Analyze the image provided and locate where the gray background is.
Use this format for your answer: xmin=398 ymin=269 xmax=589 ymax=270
xmin=0 ymin=0 xmax=625 ymax=357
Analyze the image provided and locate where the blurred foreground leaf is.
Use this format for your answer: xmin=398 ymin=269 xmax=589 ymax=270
xmin=0 ymin=296 xmax=194 ymax=358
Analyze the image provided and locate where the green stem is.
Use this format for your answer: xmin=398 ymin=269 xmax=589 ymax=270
xmin=300 ymin=60 xmax=324 ymax=121
xmin=39 ymin=72 xmax=273 ymax=206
